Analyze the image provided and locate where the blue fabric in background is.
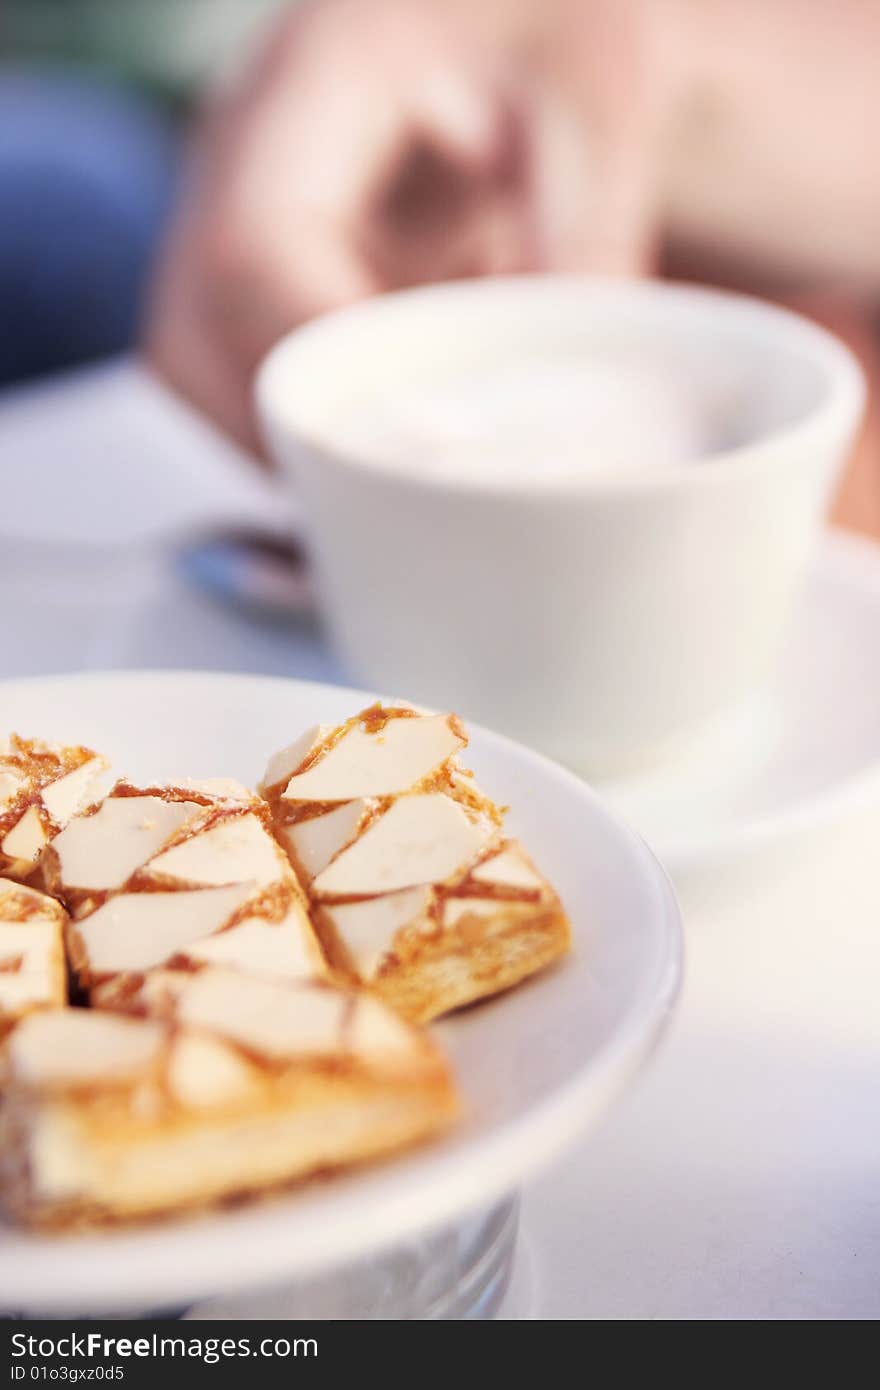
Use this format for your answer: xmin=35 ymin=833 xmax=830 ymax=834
xmin=0 ymin=67 xmax=178 ymax=383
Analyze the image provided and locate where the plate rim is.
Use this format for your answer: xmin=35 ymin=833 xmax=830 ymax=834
xmin=0 ymin=669 xmax=682 ymax=1311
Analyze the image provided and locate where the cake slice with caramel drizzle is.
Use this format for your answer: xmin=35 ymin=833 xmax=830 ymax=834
xmin=260 ymin=705 xmax=571 ymax=1024
xmin=0 ymin=968 xmax=457 ymax=1227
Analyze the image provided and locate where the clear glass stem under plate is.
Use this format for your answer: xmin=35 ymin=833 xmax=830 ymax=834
xmin=185 ymin=1196 xmax=520 ymax=1321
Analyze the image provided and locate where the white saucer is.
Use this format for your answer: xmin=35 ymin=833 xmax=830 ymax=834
xmin=0 ymin=671 xmax=681 ymax=1315
xmin=598 ymin=530 xmax=880 ymax=876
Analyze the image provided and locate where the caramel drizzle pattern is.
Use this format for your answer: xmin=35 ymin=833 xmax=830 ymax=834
xmin=51 ymin=788 xmax=316 ymax=988
xmin=53 ymin=791 xmax=297 ymax=917
xmin=0 ymin=736 xmax=100 ymax=848
xmin=261 ymin=706 xmax=552 ymax=978
xmin=263 ymin=705 xmax=485 ymax=829
xmin=265 ymin=705 xmax=537 ymax=910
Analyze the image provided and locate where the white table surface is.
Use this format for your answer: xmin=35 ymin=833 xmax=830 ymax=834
xmin=3 ymin=360 xmax=879 ymax=1321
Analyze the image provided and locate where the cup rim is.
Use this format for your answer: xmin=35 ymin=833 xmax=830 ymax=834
xmin=256 ymin=274 xmax=866 ymax=499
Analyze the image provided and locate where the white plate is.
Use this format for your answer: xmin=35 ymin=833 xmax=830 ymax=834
xmin=0 ymin=671 xmax=681 ymax=1314
xmin=599 ymin=530 xmax=880 ymax=876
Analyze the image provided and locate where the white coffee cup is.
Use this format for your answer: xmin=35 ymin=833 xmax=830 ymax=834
xmin=256 ymin=277 xmax=864 ymax=774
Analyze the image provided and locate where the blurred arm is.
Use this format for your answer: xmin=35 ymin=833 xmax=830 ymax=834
xmin=663 ymin=0 xmax=880 ymax=291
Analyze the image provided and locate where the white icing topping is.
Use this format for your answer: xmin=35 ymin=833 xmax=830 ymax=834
xmin=0 ymin=974 xmax=60 ymax=1011
xmin=1 ymin=805 xmax=47 ymax=863
xmin=281 ymin=715 xmax=463 ymax=802
xmin=442 ymin=897 xmax=532 ymax=927
xmin=53 ymin=796 xmax=201 ymax=890
xmin=312 ymin=794 xmax=489 ymax=897
xmin=347 ymin=993 xmax=418 ymax=1059
xmin=0 ymin=919 xmax=63 ymax=1014
xmin=346 ymin=995 xmax=419 ymax=1056
xmin=0 ymin=921 xmax=58 ymax=972
xmin=40 ymin=757 xmax=107 ymax=825
xmin=185 ymin=909 xmax=319 ymax=979
xmin=282 ymin=799 xmax=369 ymax=880
xmin=324 ymin=885 xmax=433 ymax=979
xmin=262 ymin=725 xmax=330 ymax=791
xmin=167 ymin=1033 xmax=258 ymax=1109
xmin=147 ymin=813 xmax=284 ymax=888
xmin=76 ymin=883 xmax=254 ymax=972
xmin=175 ymin=971 xmax=347 ymax=1059
xmin=9 ymin=1009 xmax=163 ymax=1087
xmin=471 ymin=844 xmax=544 ymax=891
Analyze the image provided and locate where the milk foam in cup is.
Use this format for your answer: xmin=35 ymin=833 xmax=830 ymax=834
xmin=328 ymin=355 xmax=718 ymax=483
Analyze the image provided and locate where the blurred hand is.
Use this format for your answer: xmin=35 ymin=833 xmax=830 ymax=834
xmin=145 ymin=0 xmax=668 ymax=451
